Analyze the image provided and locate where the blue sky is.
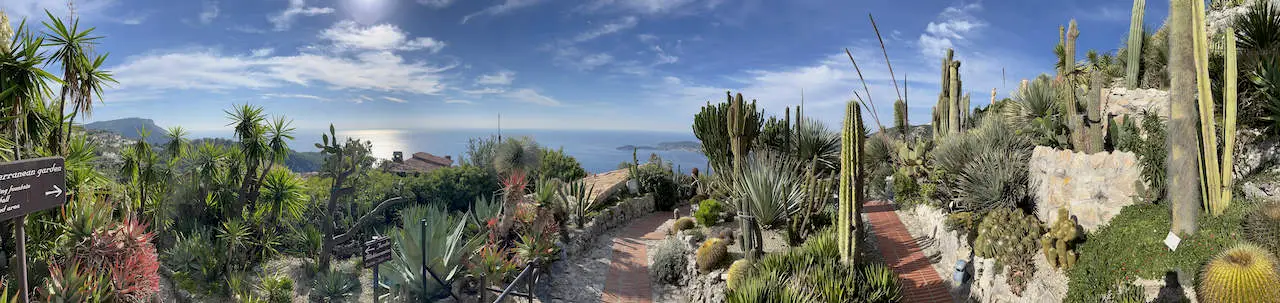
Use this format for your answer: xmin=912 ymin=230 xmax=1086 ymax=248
xmin=1 ymin=0 xmax=1170 ymax=133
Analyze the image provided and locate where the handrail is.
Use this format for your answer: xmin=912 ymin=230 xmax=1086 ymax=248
xmin=492 ymin=258 xmax=542 ymax=303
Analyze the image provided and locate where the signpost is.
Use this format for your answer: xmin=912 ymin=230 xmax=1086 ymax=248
xmin=363 ymin=236 xmax=392 ymax=302
xmin=0 ymin=157 xmax=67 ymax=302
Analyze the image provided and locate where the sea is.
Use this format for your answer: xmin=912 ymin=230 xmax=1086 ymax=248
xmin=188 ymin=128 xmax=709 ymax=174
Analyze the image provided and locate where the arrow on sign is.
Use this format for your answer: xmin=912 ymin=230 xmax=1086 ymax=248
xmin=45 ymin=185 xmax=61 ymax=197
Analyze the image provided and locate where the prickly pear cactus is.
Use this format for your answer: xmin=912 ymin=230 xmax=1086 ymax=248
xmin=1042 ymin=208 xmax=1081 ymax=270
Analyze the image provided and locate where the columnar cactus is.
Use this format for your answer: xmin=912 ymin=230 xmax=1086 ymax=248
xmin=1125 ymin=0 xmax=1147 ymax=88
xmin=894 ymin=99 xmax=908 ymax=141
xmin=1168 ymin=0 xmax=1202 ymax=235
xmin=726 ymin=91 xmax=764 ymax=259
xmin=949 ymin=60 xmax=962 ymax=134
xmin=1197 ymin=244 xmax=1280 ymax=302
xmin=1219 ymin=27 xmax=1239 ymax=214
xmin=838 ymin=101 xmax=865 ymax=266
xmin=1191 ymin=0 xmax=1224 ymax=216
xmin=1041 ymin=208 xmax=1081 ymax=270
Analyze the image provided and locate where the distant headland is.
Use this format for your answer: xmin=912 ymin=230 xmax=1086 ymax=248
xmin=616 ymin=141 xmax=701 ymax=153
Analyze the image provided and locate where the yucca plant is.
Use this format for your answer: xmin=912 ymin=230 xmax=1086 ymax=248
xmin=493 ymin=137 xmax=541 ymax=176
xmin=380 ymin=205 xmax=480 ymax=300
xmin=310 ymin=269 xmax=359 ymax=303
xmin=558 ymin=179 xmax=597 ymax=227
xmin=731 ymin=151 xmax=804 ymax=228
xmin=257 ymin=275 xmax=293 ymax=303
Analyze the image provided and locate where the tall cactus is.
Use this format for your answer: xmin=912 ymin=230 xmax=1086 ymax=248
xmin=1084 ymin=70 xmax=1106 ymax=153
xmin=949 ymin=60 xmax=962 ymax=134
xmin=1061 ymin=20 xmax=1106 ymax=154
xmin=894 ymin=99 xmax=908 ymax=141
xmin=1221 ymin=27 xmax=1238 ymax=214
xmin=1191 ymin=0 xmax=1225 ymax=216
xmin=727 ymin=91 xmax=764 ymax=259
xmin=1168 ymin=0 xmax=1202 ymax=235
xmin=931 ymin=106 xmax=941 ymax=140
xmin=838 ymin=101 xmax=865 ymax=266
xmin=1125 ymin=0 xmax=1147 ymax=88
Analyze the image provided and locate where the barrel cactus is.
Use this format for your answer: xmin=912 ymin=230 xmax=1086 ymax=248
xmin=1243 ymin=201 xmax=1280 ymax=257
xmin=672 ymin=217 xmax=696 ymax=234
xmin=1197 ymin=243 xmax=1280 ymax=302
xmin=975 ymin=208 xmax=1043 ymax=270
xmin=1042 ymin=207 xmax=1081 ymax=270
xmin=725 ymin=259 xmax=753 ymax=290
xmin=696 ymin=238 xmax=729 ymax=273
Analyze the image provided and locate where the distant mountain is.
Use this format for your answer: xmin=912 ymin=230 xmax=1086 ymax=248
xmin=84 ymin=118 xmax=326 ymax=173
xmin=83 ymin=118 xmax=168 ymax=144
xmin=616 ymin=140 xmax=701 ymax=152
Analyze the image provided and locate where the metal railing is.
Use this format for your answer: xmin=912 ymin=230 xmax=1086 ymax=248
xmin=491 ymin=258 xmax=543 ymax=303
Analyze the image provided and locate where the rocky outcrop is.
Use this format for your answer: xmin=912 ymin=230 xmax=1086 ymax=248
xmin=1102 ymin=87 xmax=1169 ymax=122
xmin=1028 ymin=146 xmax=1143 ymax=232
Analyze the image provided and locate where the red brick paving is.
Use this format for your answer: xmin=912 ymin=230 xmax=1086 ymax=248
xmin=865 ymin=200 xmax=953 ymax=303
xmin=601 ymin=211 xmax=673 ymax=303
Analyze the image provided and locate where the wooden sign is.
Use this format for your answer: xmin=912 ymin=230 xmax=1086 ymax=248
xmin=363 ymin=236 xmax=393 ymax=268
xmin=0 ymin=157 xmax=67 ymax=222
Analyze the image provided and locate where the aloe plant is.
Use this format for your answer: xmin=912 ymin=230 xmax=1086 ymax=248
xmin=380 ymin=205 xmax=481 ymax=300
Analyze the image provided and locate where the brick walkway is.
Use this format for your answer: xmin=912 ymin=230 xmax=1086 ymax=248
xmin=865 ymin=200 xmax=953 ymax=303
xmin=600 ymin=212 xmax=672 ymax=303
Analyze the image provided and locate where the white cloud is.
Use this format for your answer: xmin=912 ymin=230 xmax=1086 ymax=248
xmin=460 ymin=87 xmax=507 ymax=95
xmin=637 ymin=34 xmax=659 ymax=43
xmin=199 ymin=0 xmax=219 ymax=24
xmin=573 ymin=16 xmax=639 ymax=43
xmin=383 ymin=96 xmax=407 ymax=103
xmin=319 ymin=20 xmax=446 ymax=53
xmin=121 ymin=15 xmax=146 ymax=25
xmin=445 ymin=99 xmax=474 ymax=104
xmin=269 ymin=0 xmax=335 ymax=31
xmin=476 ymin=70 xmax=516 ymax=86
xmin=552 ymin=48 xmax=614 ymax=71
xmin=461 ymin=0 xmax=544 ymax=24
xmin=2 ymin=0 xmax=117 ymax=21
xmin=578 ymin=0 xmax=722 ymax=15
xmin=505 ymin=88 xmax=561 ymax=106
xmin=917 ymin=3 xmax=985 ymax=59
xmin=251 ymin=48 xmax=275 ymax=57
xmin=417 ymin=0 xmax=456 ymax=9
xmin=109 ymin=49 xmax=454 ymax=100
xmin=652 ymin=45 xmax=678 ymax=65
xmin=262 ymin=93 xmax=328 ymax=101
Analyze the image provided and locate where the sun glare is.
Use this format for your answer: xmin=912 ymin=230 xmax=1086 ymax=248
xmin=342 ymin=0 xmax=395 ymax=24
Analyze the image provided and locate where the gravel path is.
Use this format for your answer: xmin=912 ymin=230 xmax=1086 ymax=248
xmin=534 ymin=229 xmax=618 ymax=302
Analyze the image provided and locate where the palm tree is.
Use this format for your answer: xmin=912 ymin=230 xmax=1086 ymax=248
xmin=255 ymin=169 xmax=307 ymax=229
xmin=42 ymin=11 xmax=101 ymax=155
xmin=163 ymin=126 xmax=189 ymax=163
xmin=1 ymin=17 xmax=58 ymax=160
xmin=226 ymin=104 xmax=267 ymax=211
xmin=249 ymin=116 xmax=294 ymax=203
xmin=66 ymin=54 xmax=114 ymax=146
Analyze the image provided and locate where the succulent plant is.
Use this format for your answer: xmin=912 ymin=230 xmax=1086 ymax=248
xmin=975 ymin=208 xmax=1043 ymax=272
xmin=1042 ymin=208 xmax=1081 ymax=270
xmin=838 ymin=101 xmax=866 ymax=266
xmin=697 ymin=238 xmax=730 ymax=273
xmin=726 ymin=259 xmax=753 ymax=290
xmin=672 ymin=217 xmax=696 ymax=233
xmin=695 ymin=199 xmax=723 ymax=226
xmin=1244 ymin=202 xmax=1280 ymax=257
xmin=1197 ymin=243 xmax=1280 ymax=302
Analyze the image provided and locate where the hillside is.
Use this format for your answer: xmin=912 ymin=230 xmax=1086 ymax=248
xmin=84 ymin=118 xmax=169 ymax=144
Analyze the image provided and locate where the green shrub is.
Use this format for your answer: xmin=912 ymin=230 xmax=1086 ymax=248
xmin=1065 ymin=201 xmax=1249 ymax=302
xmin=535 ymin=147 xmax=587 ymax=183
xmin=727 ymin=228 xmax=900 ymax=302
xmin=865 ymin=134 xmax=894 ymax=197
xmin=672 ymin=217 xmax=696 ymax=233
xmin=694 ymin=199 xmax=723 ymax=226
xmin=258 ymin=275 xmax=293 ymax=303
xmin=933 ymin=117 xmax=1033 ymax=212
xmin=407 ymin=165 xmax=500 ymax=212
xmin=633 ymin=163 xmax=679 ymax=211
xmin=689 ymin=194 xmax=709 ymax=206
xmin=891 ymin=168 xmax=918 ymax=201
xmin=684 ymin=228 xmax=706 ymax=243
xmin=650 ymin=238 xmax=689 ymax=285
xmin=696 ymin=238 xmax=729 ymax=273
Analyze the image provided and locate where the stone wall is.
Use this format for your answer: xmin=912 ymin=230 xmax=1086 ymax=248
xmin=1028 ymin=146 xmax=1142 ymax=232
xmin=1102 ymin=87 xmax=1168 ymax=122
xmin=560 ymin=194 xmax=655 ymax=256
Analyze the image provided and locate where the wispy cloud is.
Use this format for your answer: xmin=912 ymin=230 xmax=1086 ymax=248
xmin=573 ymin=16 xmax=639 ymax=43
xmin=262 ymin=93 xmax=328 ymax=101
xmin=552 ymin=47 xmax=614 ymax=71
xmin=577 ymin=0 xmax=724 ymax=16
xmin=319 ymin=20 xmax=446 ymax=53
xmin=383 ymin=96 xmax=408 ymax=103
xmin=417 ymin=0 xmax=456 ymax=9
xmin=199 ymin=0 xmax=219 ymax=24
xmin=505 ymin=88 xmax=561 ymax=106
xmin=268 ymin=0 xmax=335 ymax=31
xmin=476 ymin=70 xmax=516 ymax=86
xmin=251 ymin=48 xmax=275 ymax=57
xmin=445 ymin=99 xmax=475 ymax=104
xmin=917 ymin=2 xmax=985 ymax=59
xmin=461 ymin=0 xmax=545 ymax=24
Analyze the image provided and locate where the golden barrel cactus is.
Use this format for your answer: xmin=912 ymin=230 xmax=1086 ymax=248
xmin=696 ymin=238 xmax=729 ymax=273
xmin=725 ymin=259 xmax=752 ymax=290
xmin=1198 ymin=243 xmax=1280 ymax=303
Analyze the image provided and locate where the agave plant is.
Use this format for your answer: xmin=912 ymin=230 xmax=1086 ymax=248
xmin=730 ymin=151 xmax=804 ymax=228
xmin=558 ymin=179 xmax=597 ymax=227
xmin=310 ymin=269 xmax=359 ymax=303
xmin=41 ymin=262 xmax=114 ymax=303
xmin=380 ymin=205 xmax=481 ymax=300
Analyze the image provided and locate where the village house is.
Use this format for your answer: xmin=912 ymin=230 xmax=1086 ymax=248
xmin=384 ymin=151 xmax=454 ymax=176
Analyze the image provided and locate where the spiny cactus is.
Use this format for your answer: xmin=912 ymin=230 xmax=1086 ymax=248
xmin=1125 ymin=0 xmax=1146 ymax=88
xmin=726 ymin=259 xmax=753 ymax=290
xmin=1168 ymin=0 xmax=1202 ymax=235
xmin=1197 ymin=243 xmax=1280 ymax=302
xmin=975 ymin=208 xmax=1043 ymax=270
xmin=838 ymin=101 xmax=866 ymax=266
xmin=1041 ymin=208 xmax=1081 ymax=270
xmin=672 ymin=217 xmax=696 ymax=233
xmin=949 ymin=60 xmax=963 ymax=134
xmin=1244 ymin=202 xmax=1280 ymax=257
xmin=935 ymin=48 xmax=969 ymax=137
xmin=893 ymin=99 xmax=908 ymax=141
xmin=697 ymin=237 xmax=730 ymax=273
xmin=1218 ymin=27 xmax=1239 ymax=214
